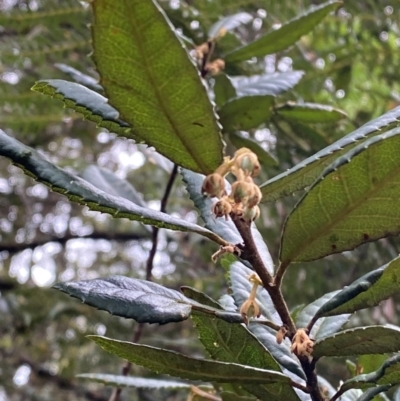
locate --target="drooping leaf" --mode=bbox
[32,80,130,136]
[54,63,103,91]
[313,325,400,358]
[218,96,274,131]
[295,291,350,340]
[181,286,222,309]
[276,102,347,123]
[229,133,278,168]
[180,169,275,274]
[313,256,400,318]
[261,105,400,202]
[81,165,146,207]
[355,386,392,401]
[208,12,253,38]
[230,71,304,97]
[89,336,294,385]
[224,1,340,63]
[91,0,223,174]
[280,127,400,264]
[0,130,228,246]
[77,373,193,389]
[214,74,236,107]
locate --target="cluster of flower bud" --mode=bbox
[201,148,262,223]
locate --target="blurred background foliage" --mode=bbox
[1,0,400,400]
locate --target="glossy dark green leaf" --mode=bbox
[314,256,400,318]
[295,291,350,340]
[230,71,304,97]
[276,102,347,123]
[208,12,253,38]
[280,127,400,264]
[214,74,236,107]
[32,80,130,136]
[180,169,275,274]
[54,63,103,91]
[77,374,193,389]
[0,130,227,245]
[180,286,222,309]
[89,336,294,385]
[261,105,400,202]
[313,325,400,358]
[218,96,274,131]
[229,133,278,168]
[224,1,340,63]
[81,165,146,207]
[91,0,223,174]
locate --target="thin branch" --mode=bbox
[329,387,346,401]
[273,260,290,289]
[290,380,310,394]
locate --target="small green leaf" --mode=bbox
[261,105,400,202]
[224,1,340,63]
[181,287,222,309]
[214,74,236,107]
[313,325,400,358]
[314,256,400,318]
[32,79,130,136]
[230,71,304,97]
[0,130,228,246]
[91,0,223,174]
[280,127,400,264]
[77,373,193,389]
[229,133,278,168]
[54,63,103,91]
[218,96,274,131]
[89,336,294,385]
[276,102,347,123]
[208,12,253,38]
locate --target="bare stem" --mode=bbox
[273,260,290,288]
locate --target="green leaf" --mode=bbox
[313,325,400,358]
[180,287,222,309]
[0,130,228,246]
[261,105,400,202]
[230,71,304,97]
[88,336,294,385]
[91,0,223,174]
[54,63,103,92]
[208,12,253,38]
[229,132,278,168]
[355,386,392,401]
[180,169,275,274]
[295,291,350,340]
[81,165,146,207]
[313,256,400,318]
[224,1,340,63]
[214,74,236,107]
[276,102,347,123]
[280,127,400,264]
[220,393,257,401]
[218,96,274,131]
[77,373,193,389]
[32,80,130,136]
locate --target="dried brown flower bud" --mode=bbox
[205,59,225,75]
[230,180,254,205]
[242,206,260,223]
[202,173,226,198]
[240,298,261,325]
[247,184,262,208]
[212,196,232,220]
[276,326,288,344]
[291,329,314,358]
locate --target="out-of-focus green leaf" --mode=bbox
[229,133,278,168]
[81,165,146,207]
[214,74,236,107]
[208,12,253,38]
[77,373,193,389]
[91,0,223,174]
[280,127,400,264]
[313,325,400,358]
[89,336,295,385]
[224,1,340,63]
[295,291,350,340]
[218,96,274,131]
[313,256,400,318]
[54,63,103,91]
[276,102,347,123]
[180,169,275,274]
[220,393,256,401]
[261,105,400,202]
[32,80,130,135]
[230,71,304,97]
[0,130,228,245]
